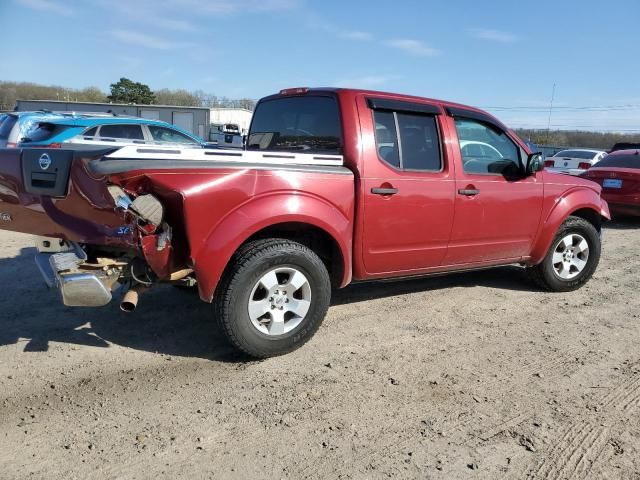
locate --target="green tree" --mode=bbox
[107,77,155,104]
[78,86,108,103]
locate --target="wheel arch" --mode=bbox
[529,188,609,264]
[192,194,353,302]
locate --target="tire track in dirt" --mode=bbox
[525,366,640,479]
[531,422,609,480]
[297,349,591,480]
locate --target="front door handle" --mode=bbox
[458,188,480,196]
[371,187,399,196]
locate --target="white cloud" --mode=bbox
[91,1,197,32]
[470,29,518,43]
[387,39,440,57]
[15,0,74,15]
[110,30,195,50]
[339,30,373,41]
[151,18,195,32]
[164,0,300,15]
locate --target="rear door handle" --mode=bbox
[371,187,399,196]
[458,188,480,196]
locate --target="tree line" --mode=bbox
[2,79,638,149]
[0,78,256,111]
[515,129,640,150]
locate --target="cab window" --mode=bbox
[248,96,342,154]
[373,110,441,171]
[454,118,521,175]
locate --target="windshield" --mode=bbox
[248,95,342,154]
[595,153,640,169]
[554,150,599,160]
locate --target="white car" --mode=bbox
[544,149,607,176]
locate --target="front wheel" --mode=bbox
[527,216,601,292]
[214,239,331,358]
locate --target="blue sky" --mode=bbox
[1,0,639,131]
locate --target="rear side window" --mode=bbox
[148,125,198,145]
[98,124,144,140]
[372,110,442,171]
[84,127,98,137]
[596,153,640,169]
[0,115,17,140]
[248,96,342,154]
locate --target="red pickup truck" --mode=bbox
[0,87,610,357]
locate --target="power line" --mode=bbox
[546,83,556,144]
[480,104,640,112]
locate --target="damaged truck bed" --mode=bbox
[0,146,354,310]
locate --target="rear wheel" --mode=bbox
[528,216,601,292]
[214,239,331,358]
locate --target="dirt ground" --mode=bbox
[1,219,640,480]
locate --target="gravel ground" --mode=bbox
[1,218,640,480]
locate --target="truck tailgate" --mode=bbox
[0,148,137,248]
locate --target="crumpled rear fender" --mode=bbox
[191,192,353,302]
[529,187,610,264]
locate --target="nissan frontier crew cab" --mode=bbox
[0,87,610,358]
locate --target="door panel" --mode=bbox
[445,175,543,264]
[357,96,456,275]
[444,115,543,265]
[362,175,456,272]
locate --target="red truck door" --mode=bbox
[357,97,456,275]
[443,109,543,265]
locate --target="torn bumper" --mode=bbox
[34,240,117,307]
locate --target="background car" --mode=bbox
[610,142,640,152]
[209,123,244,149]
[19,115,214,149]
[544,149,607,175]
[581,149,640,217]
[0,111,62,148]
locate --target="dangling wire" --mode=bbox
[130,261,153,286]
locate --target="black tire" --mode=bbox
[527,216,601,292]
[213,238,331,358]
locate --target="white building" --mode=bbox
[209,108,253,134]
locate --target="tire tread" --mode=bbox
[213,238,330,358]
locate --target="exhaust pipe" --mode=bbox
[120,286,145,312]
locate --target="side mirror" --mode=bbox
[526,152,545,175]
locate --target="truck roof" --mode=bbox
[262,87,509,130]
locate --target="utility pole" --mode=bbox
[546,83,556,144]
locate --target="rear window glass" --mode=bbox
[99,124,144,140]
[247,96,342,154]
[0,115,17,140]
[84,127,98,136]
[596,153,640,169]
[23,123,63,143]
[554,150,599,160]
[373,110,441,171]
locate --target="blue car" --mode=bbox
[0,111,65,148]
[19,114,212,149]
